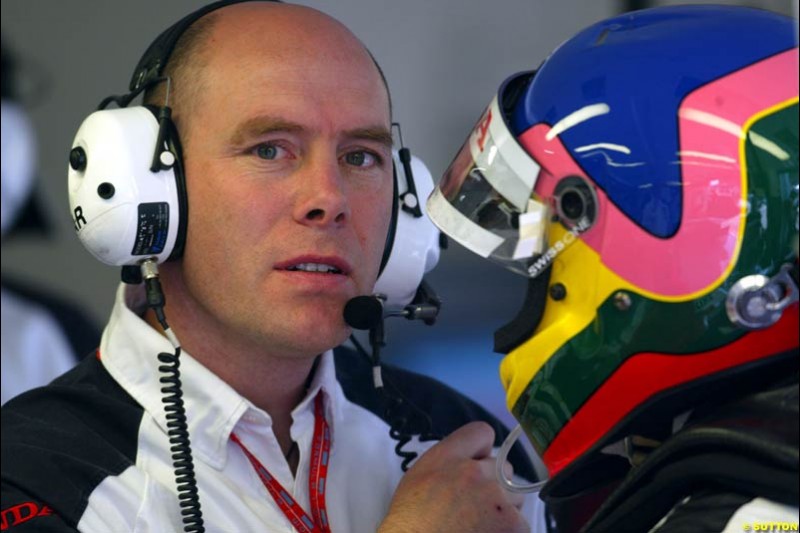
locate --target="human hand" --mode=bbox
[378,422,530,533]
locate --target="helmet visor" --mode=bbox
[427,95,552,277]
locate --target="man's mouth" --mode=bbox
[274,255,352,276]
[285,263,344,274]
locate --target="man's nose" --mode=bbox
[293,155,351,227]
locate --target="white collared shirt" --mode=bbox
[77,283,409,532]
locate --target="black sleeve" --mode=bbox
[1,484,78,532]
[1,357,143,532]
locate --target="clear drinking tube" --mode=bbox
[496,424,548,493]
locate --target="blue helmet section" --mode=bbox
[510,5,797,237]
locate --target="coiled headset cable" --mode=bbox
[345,292,441,471]
[349,333,439,471]
[141,259,206,533]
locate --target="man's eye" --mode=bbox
[255,144,285,160]
[344,151,377,168]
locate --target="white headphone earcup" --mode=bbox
[68,107,181,266]
[374,152,441,311]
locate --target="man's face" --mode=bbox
[175,6,393,358]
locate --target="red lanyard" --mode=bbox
[231,394,332,533]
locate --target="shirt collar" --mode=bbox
[99,282,343,469]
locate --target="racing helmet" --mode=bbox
[427,5,799,484]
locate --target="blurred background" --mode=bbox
[1,0,796,440]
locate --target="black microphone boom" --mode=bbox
[344,295,386,389]
[402,280,441,325]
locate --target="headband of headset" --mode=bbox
[129,0,281,94]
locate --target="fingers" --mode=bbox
[381,423,531,533]
[426,421,495,461]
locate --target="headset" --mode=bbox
[66,2,441,531]
[67,0,440,308]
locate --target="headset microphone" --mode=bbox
[342,294,440,471]
[343,282,442,390]
[344,295,386,388]
[343,296,383,330]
